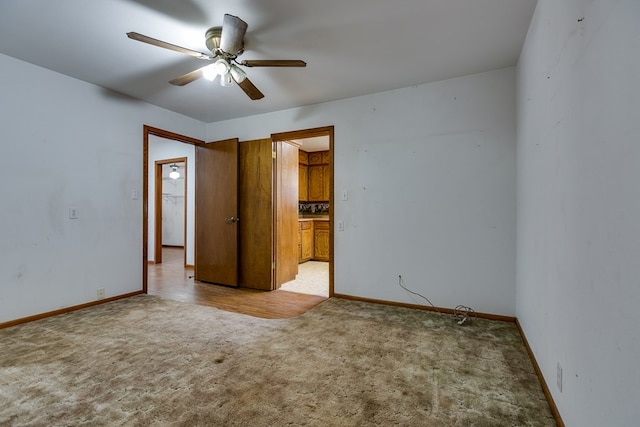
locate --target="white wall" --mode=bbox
[148,138,195,265]
[516,1,640,425]
[208,67,517,315]
[0,53,204,323]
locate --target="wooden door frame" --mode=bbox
[271,126,335,297]
[153,157,188,265]
[142,126,204,293]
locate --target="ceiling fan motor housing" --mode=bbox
[205,27,244,56]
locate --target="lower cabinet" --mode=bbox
[299,220,314,263]
[299,219,330,263]
[313,220,330,261]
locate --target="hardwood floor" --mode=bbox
[147,247,327,319]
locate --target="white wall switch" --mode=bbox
[131,189,139,200]
[337,221,344,231]
[341,190,348,201]
[69,207,79,219]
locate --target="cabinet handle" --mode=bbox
[225,216,239,223]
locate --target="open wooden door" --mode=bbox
[238,138,274,290]
[195,138,239,286]
[274,140,300,287]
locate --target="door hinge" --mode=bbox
[271,261,276,270]
[272,150,277,159]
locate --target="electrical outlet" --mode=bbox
[337,220,344,231]
[69,206,79,219]
[557,362,563,392]
[97,288,105,300]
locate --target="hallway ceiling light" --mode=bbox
[169,164,180,179]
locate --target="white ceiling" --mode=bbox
[0,0,537,123]
[291,136,329,152]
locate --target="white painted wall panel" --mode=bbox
[517,1,640,425]
[0,53,204,322]
[208,67,518,316]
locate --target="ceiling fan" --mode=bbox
[127,14,306,100]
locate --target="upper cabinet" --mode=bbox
[302,150,330,201]
[298,151,309,202]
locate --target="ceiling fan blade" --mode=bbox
[127,32,212,60]
[219,14,247,54]
[240,60,307,68]
[235,77,264,100]
[169,68,203,86]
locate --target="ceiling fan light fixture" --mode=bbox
[202,64,217,81]
[169,164,180,179]
[230,64,247,83]
[213,58,230,76]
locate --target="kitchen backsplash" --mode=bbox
[299,202,329,214]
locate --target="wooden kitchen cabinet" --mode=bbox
[313,220,330,261]
[299,220,314,263]
[299,164,308,201]
[322,164,330,201]
[299,150,309,165]
[308,152,323,165]
[308,165,330,201]
[301,149,330,202]
[321,151,330,164]
[308,165,324,201]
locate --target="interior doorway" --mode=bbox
[142,126,201,292]
[272,126,334,298]
[142,125,334,304]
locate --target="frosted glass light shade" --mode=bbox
[202,64,217,81]
[169,164,180,179]
[220,72,233,87]
[213,58,230,75]
[230,64,247,83]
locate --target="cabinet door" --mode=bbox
[299,164,308,201]
[313,221,330,261]
[308,165,324,201]
[322,164,330,201]
[298,223,302,262]
[300,221,314,262]
[299,150,309,165]
[308,152,323,165]
[302,228,314,261]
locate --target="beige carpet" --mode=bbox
[0,295,555,426]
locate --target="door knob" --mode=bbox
[225,216,239,223]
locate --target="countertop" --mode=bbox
[299,215,329,221]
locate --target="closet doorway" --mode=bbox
[153,158,187,265]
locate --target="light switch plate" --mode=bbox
[341,190,348,201]
[69,207,79,219]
